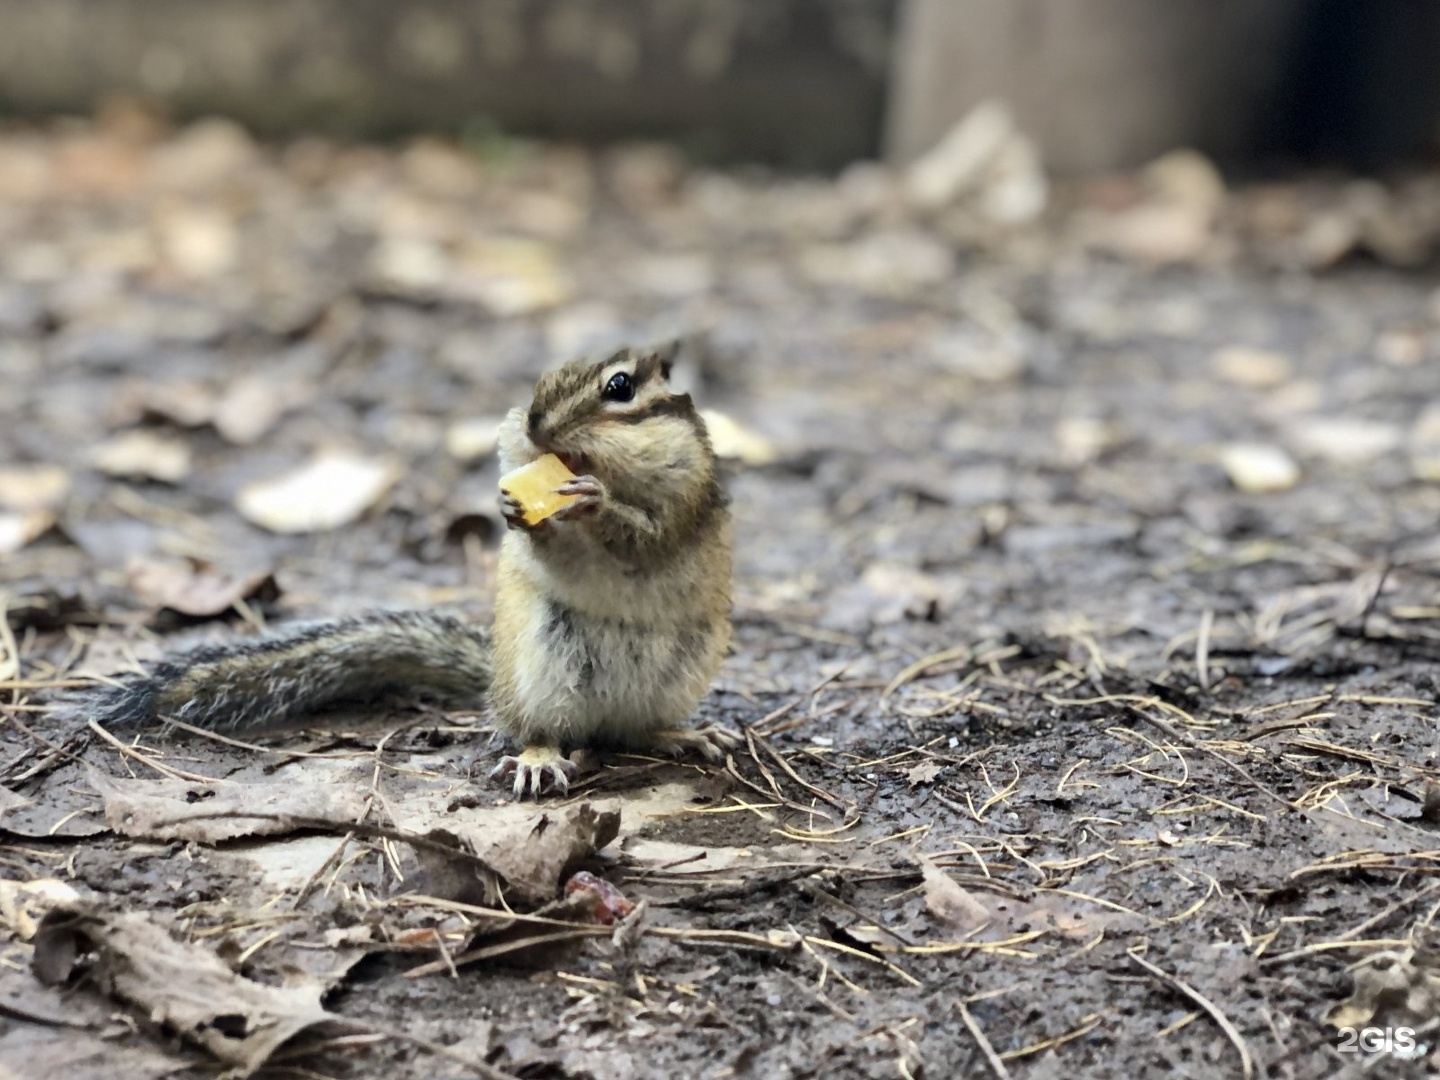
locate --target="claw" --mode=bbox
[499,493,545,533]
[489,745,580,800]
[552,475,604,521]
[651,724,742,763]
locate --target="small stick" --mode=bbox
[1127,948,1253,1080]
[87,719,220,783]
[956,1001,1010,1080]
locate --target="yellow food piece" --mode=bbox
[499,453,580,526]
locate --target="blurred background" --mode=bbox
[2,0,1440,171]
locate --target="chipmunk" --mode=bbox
[87,344,738,798]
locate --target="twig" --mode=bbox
[956,1001,1010,1080]
[1127,947,1253,1080]
[87,719,220,783]
[745,726,852,812]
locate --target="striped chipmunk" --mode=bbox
[88,344,739,797]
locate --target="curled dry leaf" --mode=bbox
[88,430,192,483]
[32,900,335,1075]
[236,451,400,534]
[91,771,370,843]
[920,857,992,935]
[125,555,279,617]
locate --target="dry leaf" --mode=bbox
[32,902,335,1074]
[0,509,54,555]
[157,204,238,279]
[125,377,217,427]
[444,416,504,462]
[89,430,192,483]
[906,760,945,787]
[0,877,83,941]
[0,1017,193,1080]
[214,374,313,445]
[1327,948,1440,1033]
[1054,416,1117,467]
[1211,346,1292,389]
[125,555,279,617]
[701,410,779,466]
[1410,402,1440,482]
[1286,417,1403,464]
[455,237,575,316]
[1220,442,1300,493]
[920,857,992,935]
[236,452,400,533]
[395,802,622,909]
[91,772,370,843]
[921,857,1130,941]
[0,463,70,510]
[464,804,621,908]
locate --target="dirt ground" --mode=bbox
[2,114,1440,1079]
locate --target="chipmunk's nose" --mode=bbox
[526,409,547,445]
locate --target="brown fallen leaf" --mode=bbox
[921,856,1132,941]
[91,771,370,843]
[920,857,991,935]
[31,901,336,1075]
[906,760,945,787]
[125,555,279,618]
[398,802,622,909]
[0,971,195,1080]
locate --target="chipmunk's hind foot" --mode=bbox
[650,724,741,764]
[490,745,579,799]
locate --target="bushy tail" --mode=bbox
[88,611,492,732]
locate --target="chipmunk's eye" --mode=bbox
[602,372,635,402]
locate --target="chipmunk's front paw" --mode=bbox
[552,475,605,521]
[490,745,579,799]
[500,493,545,532]
[651,724,742,764]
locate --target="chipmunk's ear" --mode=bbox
[651,339,682,382]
